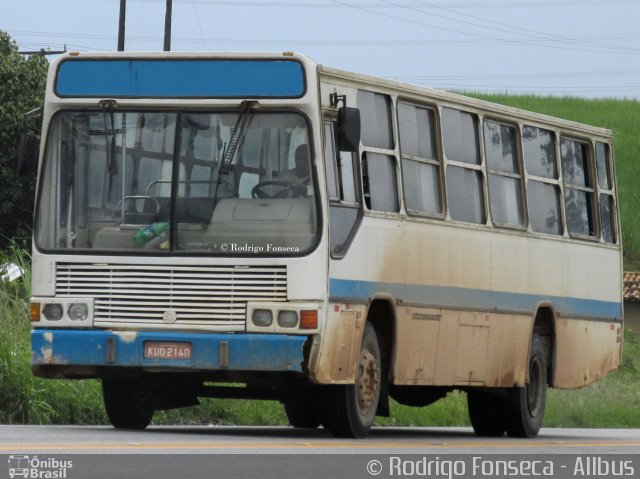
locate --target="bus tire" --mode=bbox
[504,334,548,438]
[102,378,154,430]
[467,390,506,437]
[284,401,320,429]
[319,322,381,438]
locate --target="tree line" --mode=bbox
[0,31,48,249]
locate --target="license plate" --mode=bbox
[144,341,192,360]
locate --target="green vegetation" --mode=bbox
[0,31,48,247]
[0,246,106,424]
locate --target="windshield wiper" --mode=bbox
[218,100,257,175]
[99,99,118,175]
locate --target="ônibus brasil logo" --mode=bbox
[8,455,73,479]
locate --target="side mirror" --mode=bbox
[16,132,38,177]
[336,107,361,153]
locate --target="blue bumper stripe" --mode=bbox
[32,330,307,372]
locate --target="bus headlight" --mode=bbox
[42,303,63,321]
[246,302,320,334]
[277,310,299,328]
[31,297,94,327]
[252,309,273,327]
[68,303,89,321]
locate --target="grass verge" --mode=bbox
[0,246,106,424]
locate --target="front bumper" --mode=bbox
[32,329,307,374]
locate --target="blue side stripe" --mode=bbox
[329,278,622,320]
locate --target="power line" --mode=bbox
[389,70,640,81]
[11,29,640,53]
[191,1,207,50]
[403,0,640,54]
[99,0,640,7]
[327,0,640,55]
[10,29,640,42]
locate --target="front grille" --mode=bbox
[55,263,287,330]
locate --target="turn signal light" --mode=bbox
[300,310,318,329]
[30,303,41,322]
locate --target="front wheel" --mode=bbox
[102,378,154,430]
[319,322,382,438]
[503,334,548,438]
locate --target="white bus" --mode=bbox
[27,51,623,438]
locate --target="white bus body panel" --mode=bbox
[315,68,622,388]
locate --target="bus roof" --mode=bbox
[47,51,612,138]
[319,64,613,139]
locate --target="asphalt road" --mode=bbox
[2,427,639,479]
[0,425,638,454]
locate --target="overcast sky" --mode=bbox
[3,0,640,98]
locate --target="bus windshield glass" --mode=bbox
[35,110,318,255]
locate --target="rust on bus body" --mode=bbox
[393,308,531,387]
[553,318,622,389]
[311,300,622,390]
[311,305,367,384]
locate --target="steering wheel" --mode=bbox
[251,180,306,199]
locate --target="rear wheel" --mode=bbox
[319,322,382,438]
[102,378,154,430]
[467,390,506,437]
[504,334,548,438]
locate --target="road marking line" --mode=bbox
[1,440,639,451]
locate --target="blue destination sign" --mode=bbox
[55,59,306,98]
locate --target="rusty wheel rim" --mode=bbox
[356,348,380,417]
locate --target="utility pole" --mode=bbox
[118,0,126,51]
[164,0,173,51]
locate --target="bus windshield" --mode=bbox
[35,110,318,255]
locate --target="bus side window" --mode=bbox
[397,102,442,216]
[523,125,562,236]
[324,122,339,200]
[484,120,524,227]
[561,137,596,238]
[362,152,399,212]
[442,107,485,224]
[339,150,357,203]
[324,121,362,257]
[357,89,399,213]
[595,141,617,244]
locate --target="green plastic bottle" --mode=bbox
[133,221,169,246]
